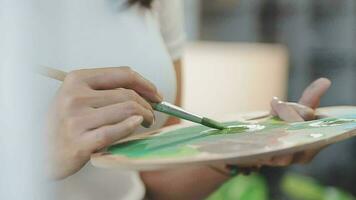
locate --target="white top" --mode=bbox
[35,0,185,199]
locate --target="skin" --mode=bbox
[266,78,332,165]
[140,74,331,200]
[48,62,331,199]
[47,67,163,179]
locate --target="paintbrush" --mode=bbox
[37,66,227,130]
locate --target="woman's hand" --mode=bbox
[47,67,162,179]
[263,77,332,166]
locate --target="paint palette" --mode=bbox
[91,106,356,170]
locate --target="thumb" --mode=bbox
[298,78,331,109]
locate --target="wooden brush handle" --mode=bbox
[38,66,67,82]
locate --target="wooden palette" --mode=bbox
[91,106,356,171]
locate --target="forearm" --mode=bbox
[140,166,229,200]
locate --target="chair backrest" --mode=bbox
[182,41,289,118]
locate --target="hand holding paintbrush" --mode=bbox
[39,66,227,130]
[40,66,226,179]
[44,67,164,179]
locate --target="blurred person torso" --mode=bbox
[35,0,185,199]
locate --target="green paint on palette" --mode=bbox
[108,121,257,159]
[107,116,356,160]
[311,118,356,126]
[288,118,356,131]
[206,126,249,136]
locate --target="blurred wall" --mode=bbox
[0,1,48,199]
[182,42,288,117]
[183,0,201,40]
[196,0,356,106]
[182,0,289,117]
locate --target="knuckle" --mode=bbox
[126,120,140,131]
[72,147,90,160]
[115,88,126,93]
[121,66,134,76]
[65,70,82,83]
[114,88,126,96]
[125,89,138,100]
[120,66,132,71]
[114,88,129,101]
[126,89,136,96]
[124,101,141,115]
[122,67,138,83]
[62,94,84,109]
[95,130,113,148]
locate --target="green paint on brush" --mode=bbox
[202,118,228,130]
[152,102,227,130]
[206,126,250,136]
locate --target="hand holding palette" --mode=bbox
[91,106,356,170]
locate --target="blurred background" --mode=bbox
[181,0,356,200]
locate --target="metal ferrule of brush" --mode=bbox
[152,101,226,130]
[152,101,203,124]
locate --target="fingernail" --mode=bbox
[156,92,163,102]
[150,110,156,127]
[142,111,156,128]
[273,96,279,101]
[278,100,284,104]
[152,112,156,126]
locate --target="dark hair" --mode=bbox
[128,0,153,8]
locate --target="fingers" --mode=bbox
[270,78,331,121]
[90,88,153,111]
[66,67,163,103]
[265,78,331,168]
[83,101,154,129]
[298,78,331,109]
[271,98,304,122]
[52,67,161,178]
[285,102,315,121]
[86,115,143,151]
